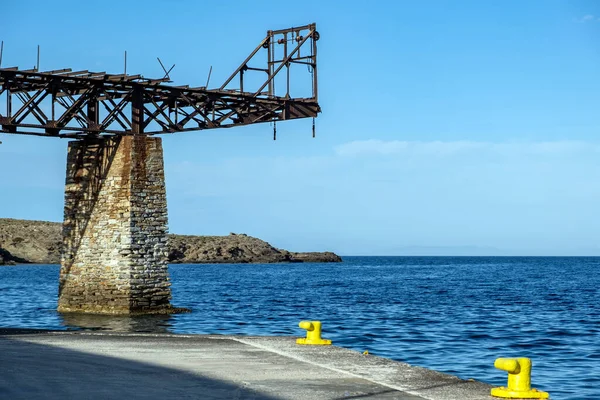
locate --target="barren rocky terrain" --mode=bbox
[0,218,341,265]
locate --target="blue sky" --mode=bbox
[1,1,599,255]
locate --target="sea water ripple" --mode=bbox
[0,256,598,399]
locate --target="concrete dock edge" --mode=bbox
[0,331,494,400]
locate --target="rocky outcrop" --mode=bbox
[0,248,15,265]
[285,251,342,263]
[168,233,342,263]
[0,219,62,264]
[0,247,29,265]
[0,218,341,264]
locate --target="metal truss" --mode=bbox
[0,23,320,138]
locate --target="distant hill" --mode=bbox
[0,218,341,265]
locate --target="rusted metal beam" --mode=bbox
[0,23,320,138]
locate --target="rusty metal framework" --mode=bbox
[0,23,320,138]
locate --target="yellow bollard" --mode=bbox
[491,358,549,399]
[296,321,332,345]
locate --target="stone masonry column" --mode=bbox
[58,136,173,314]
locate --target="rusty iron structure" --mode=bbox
[0,24,319,139]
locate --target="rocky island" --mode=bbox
[0,218,341,265]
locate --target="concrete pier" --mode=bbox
[59,136,172,314]
[0,331,493,400]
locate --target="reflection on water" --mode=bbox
[59,313,174,333]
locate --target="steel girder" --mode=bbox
[0,24,320,138]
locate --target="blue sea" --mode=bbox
[0,256,598,399]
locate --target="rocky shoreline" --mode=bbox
[0,218,341,265]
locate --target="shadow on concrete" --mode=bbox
[0,336,279,400]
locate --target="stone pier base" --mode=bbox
[58,136,173,314]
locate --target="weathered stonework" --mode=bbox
[58,136,173,314]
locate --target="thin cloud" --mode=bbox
[574,14,598,23]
